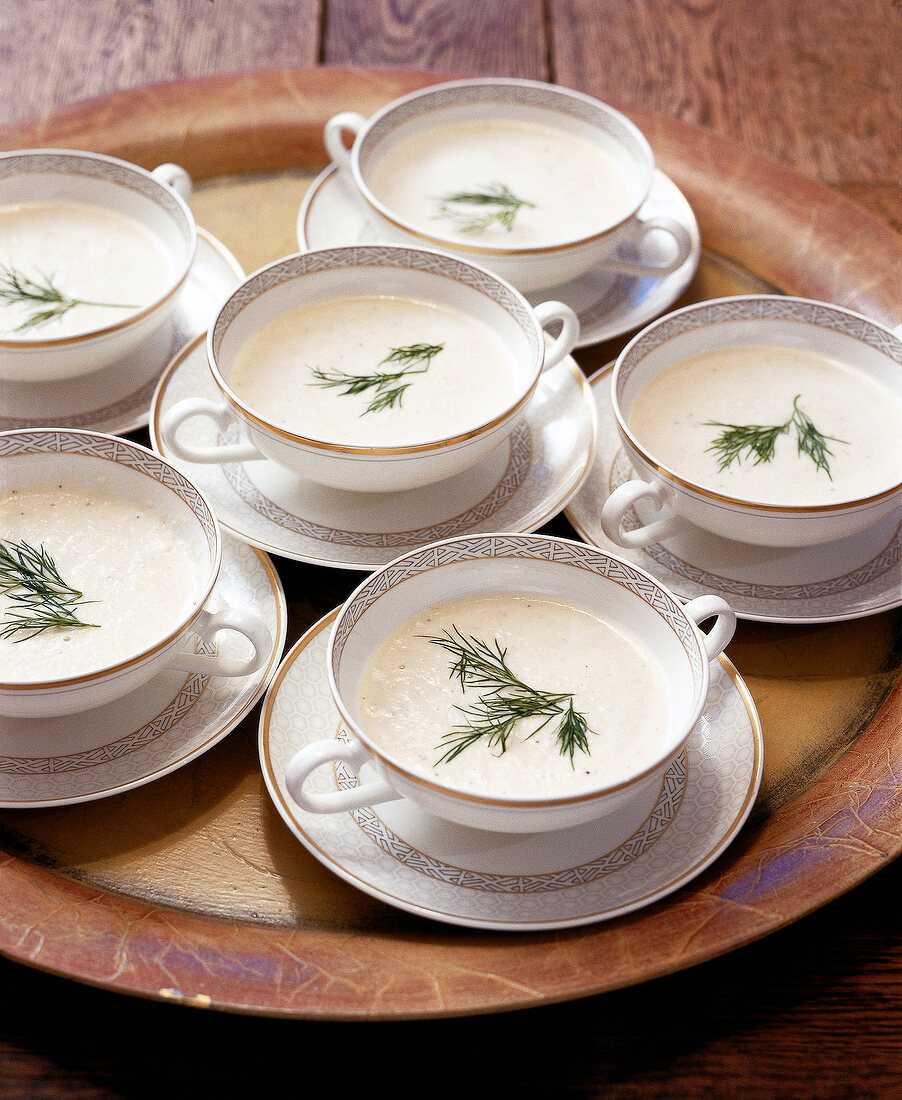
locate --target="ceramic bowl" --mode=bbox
[0,429,272,718]
[601,295,902,549]
[321,78,691,293]
[0,149,196,382]
[159,245,580,493]
[283,533,736,833]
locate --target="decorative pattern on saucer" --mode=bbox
[218,420,533,548]
[610,447,902,603]
[259,610,762,931]
[150,335,597,569]
[341,743,688,893]
[2,670,209,777]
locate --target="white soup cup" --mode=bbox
[0,429,272,718]
[322,78,692,292]
[160,245,580,494]
[0,149,195,382]
[283,533,736,834]
[601,295,902,549]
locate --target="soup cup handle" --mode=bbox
[602,216,692,277]
[682,595,737,662]
[323,111,368,172]
[533,301,581,370]
[285,739,402,814]
[168,607,272,677]
[160,397,262,464]
[151,162,193,201]
[601,479,690,547]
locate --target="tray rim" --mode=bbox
[0,66,899,1021]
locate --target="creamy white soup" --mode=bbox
[367,119,635,248]
[356,593,670,798]
[0,484,203,682]
[229,294,521,447]
[0,201,174,339]
[627,345,902,504]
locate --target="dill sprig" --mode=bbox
[705,419,787,469]
[0,539,98,641]
[0,265,138,331]
[789,398,845,477]
[309,342,444,415]
[427,626,593,767]
[705,395,846,479]
[436,183,535,234]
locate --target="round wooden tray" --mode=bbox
[1,69,900,1020]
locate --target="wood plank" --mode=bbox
[322,0,547,77]
[0,0,322,125]
[550,0,902,184]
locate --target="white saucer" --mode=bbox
[0,538,287,808]
[297,164,701,348]
[259,609,762,932]
[0,228,244,436]
[150,335,598,570]
[565,365,902,624]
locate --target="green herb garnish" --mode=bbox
[0,265,138,331]
[310,342,444,415]
[427,627,594,767]
[436,183,535,234]
[705,395,846,479]
[0,539,98,640]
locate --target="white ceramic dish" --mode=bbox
[298,163,701,347]
[0,537,286,808]
[602,295,902,548]
[160,245,579,493]
[0,150,196,381]
[566,364,902,623]
[284,533,735,834]
[321,78,692,292]
[150,333,597,569]
[260,608,762,931]
[0,429,272,718]
[0,228,243,435]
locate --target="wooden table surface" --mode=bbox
[0,2,899,1096]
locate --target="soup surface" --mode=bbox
[229,294,521,447]
[627,344,902,504]
[356,593,670,798]
[0,200,173,339]
[0,483,204,682]
[367,119,635,248]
